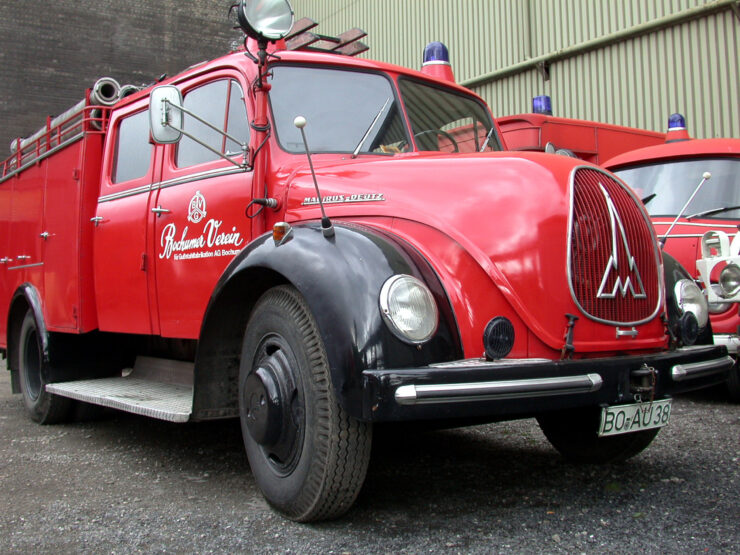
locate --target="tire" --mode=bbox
[726,361,740,403]
[537,407,660,464]
[17,310,72,424]
[239,286,372,522]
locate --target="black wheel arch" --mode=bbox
[7,284,47,393]
[194,221,461,421]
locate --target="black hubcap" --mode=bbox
[243,335,305,475]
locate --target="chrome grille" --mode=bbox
[569,168,661,324]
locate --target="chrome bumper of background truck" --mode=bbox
[361,345,732,422]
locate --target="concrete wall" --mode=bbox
[0,0,239,155]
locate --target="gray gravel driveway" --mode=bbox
[1,357,738,553]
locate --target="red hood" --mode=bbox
[278,151,666,352]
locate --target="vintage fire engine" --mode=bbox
[604,116,740,401]
[0,1,733,521]
[498,99,740,402]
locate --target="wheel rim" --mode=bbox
[244,332,305,476]
[22,326,43,401]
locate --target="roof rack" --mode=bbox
[285,17,368,57]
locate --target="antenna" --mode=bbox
[661,171,711,248]
[294,116,334,238]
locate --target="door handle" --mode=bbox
[90,216,104,226]
[151,206,171,217]
[0,257,12,264]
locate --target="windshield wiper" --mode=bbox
[686,205,740,220]
[352,97,391,158]
[479,126,495,152]
[641,193,656,206]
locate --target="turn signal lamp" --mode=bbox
[273,222,293,245]
[421,41,456,83]
[532,95,553,115]
[666,112,690,142]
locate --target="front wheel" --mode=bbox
[726,361,740,402]
[239,286,372,522]
[537,407,660,464]
[17,310,72,424]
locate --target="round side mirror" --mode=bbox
[237,0,294,41]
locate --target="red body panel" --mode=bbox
[496,113,666,165]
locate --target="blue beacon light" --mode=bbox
[532,95,553,115]
[668,113,686,130]
[423,41,450,64]
[666,113,690,142]
[421,41,455,82]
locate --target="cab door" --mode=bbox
[152,74,253,339]
[93,99,161,334]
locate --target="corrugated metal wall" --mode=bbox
[291,0,739,139]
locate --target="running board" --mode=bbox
[45,356,194,423]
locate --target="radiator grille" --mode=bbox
[569,168,661,324]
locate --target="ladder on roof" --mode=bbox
[285,17,368,56]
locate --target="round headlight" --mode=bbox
[707,284,733,314]
[719,263,740,298]
[674,278,709,329]
[379,275,438,344]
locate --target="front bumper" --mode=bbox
[713,334,740,355]
[361,345,732,422]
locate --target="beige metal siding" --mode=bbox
[290,0,739,139]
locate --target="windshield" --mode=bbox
[614,158,740,219]
[398,78,499,153]
[269,65,497,155]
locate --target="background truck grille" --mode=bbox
[569,168,661,324]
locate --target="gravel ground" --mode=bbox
[1,356,738,554]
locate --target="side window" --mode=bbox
[112,110,153,183]
[176,79,250,168]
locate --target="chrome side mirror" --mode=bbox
[149,85,183,144]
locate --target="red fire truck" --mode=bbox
[0,1,733,521]
[603,116,740,401]
[498,98,740,402]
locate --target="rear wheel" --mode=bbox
[18,310,72,424]
[239,286,372,522]
[537,407,660,464]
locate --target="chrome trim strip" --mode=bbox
[653,221,738,229]
[712,334,740,355]
[7,262,44,271]
[429,358,551,369]
[394,373,603,405]
[1,133,85,185]
[566,165,664,327]
[671,355,734,381]
[97,166,249,203]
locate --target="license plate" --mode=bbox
[598,399,672,437]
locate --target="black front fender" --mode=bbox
[194,221,461,420]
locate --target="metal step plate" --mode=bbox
[46,377,193,423]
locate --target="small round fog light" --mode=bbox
[483,317,515,360]
[678,312,699,346]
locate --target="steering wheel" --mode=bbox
[401,129,460,153]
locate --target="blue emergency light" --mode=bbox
[668,113,687,130]
[423,41,450,65]
[532,95,553,115]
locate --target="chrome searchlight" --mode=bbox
[237,0,294,41]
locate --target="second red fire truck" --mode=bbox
[0,0,732,521]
